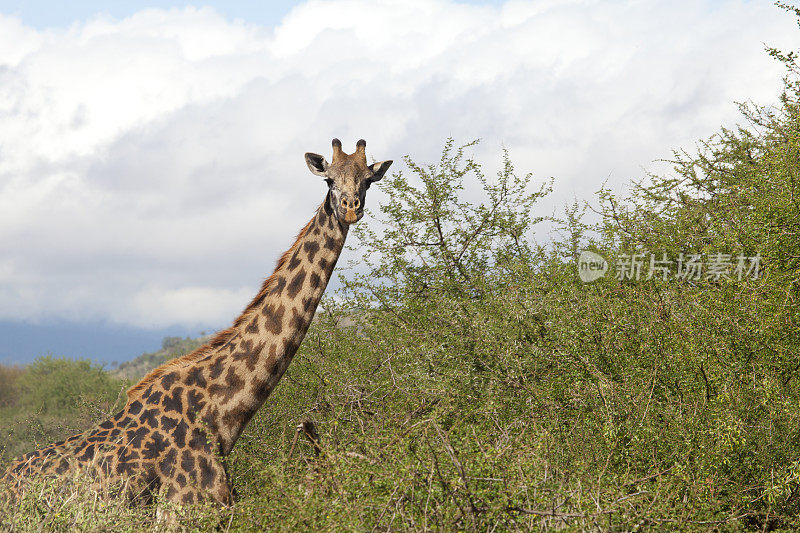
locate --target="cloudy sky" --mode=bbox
[0,0,797,365]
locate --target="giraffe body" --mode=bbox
[1,139,392,507]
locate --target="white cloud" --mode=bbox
[0,0,796,329]
[124,285,255,329]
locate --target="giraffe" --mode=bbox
[1,138,392,509]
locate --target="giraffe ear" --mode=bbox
[305,153,329,177]
[369,160,393,182]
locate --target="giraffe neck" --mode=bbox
[206,193,347,454]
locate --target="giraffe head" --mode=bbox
[305,138,392,224]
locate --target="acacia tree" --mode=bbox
[342,138,552,308]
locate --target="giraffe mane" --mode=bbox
[125,207,321,401]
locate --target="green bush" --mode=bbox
[0,356,126,468]
[16,356,122,415]
[0,365,22,409]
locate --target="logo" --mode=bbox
[577,250,609,282]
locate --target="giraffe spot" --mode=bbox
[140,408,159,428]
[98,419,114,430]
[263,304,285,334]
[162,387,184,414]
[176,473,187,486]
[67,433,81,443]
[126,426,149,449]
[198,457,216,489]
[87,430,109,443]
[116,416,133,428]
[322,204,334,227]
[224,336,240,350]
[160,449,178,476]
[127,400,143,416]
[185,367,207,389]
[40,447,57,458]
[225,367,244,389]
[287,269,306,299]
[242,341,266,372]
[208,383,227,399]
[117,460,138,476]
[290,308,306,330]
[54,458,69,475]
[301,296,314,313]
[160,372,179,390]
[142,432,168,460]
[245,315,260,334]
[173,420,189,448]
[269,276,286,296]
[77,445,96,462]
[250,378,270,399]
[319,258,329,272]
[186,390,207,423]
[180,449,195,473]
[283,337,300,356]
[267,361,283,380]
[214,368,245,403]
[324,234,337,251]
[120,447,140,464]
[202,407,220,435]
[108,428,122,443]
[165,484,178,499]
[182,492,195,504]
[147,390,163,404]
[309,272,321,289]
[222,403,253,428]
[304,240,320,261]
[288,250,301,270]
[160,416,178,432]
[209,358,225,379]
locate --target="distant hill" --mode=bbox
[113,335,210,382]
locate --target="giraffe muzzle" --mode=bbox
[344,209,359,223]
[340,196,361,223]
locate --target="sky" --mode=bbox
[0,0,797,365]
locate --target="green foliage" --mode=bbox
[0,357,126,467]
[220,122,800,529]
[0,365,22,409]
[346,138,551,303]
[15,356,121,415]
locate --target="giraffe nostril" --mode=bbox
[354,198,360,209]
[341,199,348,208]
